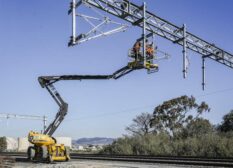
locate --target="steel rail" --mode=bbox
[1,152,233,167]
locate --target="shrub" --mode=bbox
[0,137,7,152]
[100,132,233,157]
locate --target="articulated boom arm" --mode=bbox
[112,65,135,79]
[39,77,68,136]
[38,75,110,136]
[38,65,140,136]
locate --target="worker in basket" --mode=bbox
[145,40,158,70]
[146,40,154,60]
[132,41,142,60]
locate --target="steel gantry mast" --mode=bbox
[0,113,47,132]
[69,0,233,89]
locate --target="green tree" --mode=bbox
[0,137,7,152]
[180,118,213,138]
[218,110,233,132]
[150,95,210,136]
[126,112,153,136]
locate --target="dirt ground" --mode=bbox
[13,159,207,168]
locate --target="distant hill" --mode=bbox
[73,137,115,146]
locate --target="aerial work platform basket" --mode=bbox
[128,47,159,74]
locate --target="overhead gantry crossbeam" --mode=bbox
[70,0,233,69]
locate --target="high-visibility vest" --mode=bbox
[146,45,154,55]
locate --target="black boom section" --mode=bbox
[39,65,141,136]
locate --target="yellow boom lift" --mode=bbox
[27,47,159,162]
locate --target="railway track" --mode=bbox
[1,152,233,167]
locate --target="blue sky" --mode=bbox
[0,0,233,139]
